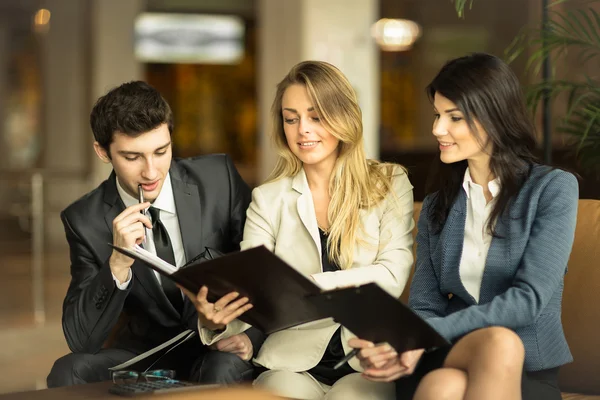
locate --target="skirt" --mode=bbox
[394,346,561,400]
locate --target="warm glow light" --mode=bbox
[371,18,422,52]
[33,9,51,34]
[34,9,51,26]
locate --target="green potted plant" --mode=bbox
[453,0,600,175]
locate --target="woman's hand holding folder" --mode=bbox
[180,285,254,331]
[348,338,424,382]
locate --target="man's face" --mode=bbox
[94,123,172,202]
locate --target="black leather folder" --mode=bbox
[109,244,325,334]
[306,283,450,353]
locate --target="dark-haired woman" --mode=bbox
[349,52,578,400]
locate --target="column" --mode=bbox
[41,0,92,245]
[0,24,8,169]
[257,0,379,182]
[41,0,144,246]
[90,0,145,186]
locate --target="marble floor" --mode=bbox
[0,237,71,395]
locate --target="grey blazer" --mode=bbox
[409,165,578,371]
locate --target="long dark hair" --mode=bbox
[426,53,539,235]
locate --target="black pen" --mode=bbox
[138,184,148,246]
[334,348,360,370]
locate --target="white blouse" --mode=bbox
[459,168,500,303]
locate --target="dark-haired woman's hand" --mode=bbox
[348,338,424,382]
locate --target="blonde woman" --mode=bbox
[188,61,415,399]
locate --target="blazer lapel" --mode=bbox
[441,191,476,303]
[479,211,510,304]
[292,170,322,257]
[102,173,165,304]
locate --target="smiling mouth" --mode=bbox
[298,141,320,148]
[439,142,455,147]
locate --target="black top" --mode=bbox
[318,228,337,273]
[306,228,354,385]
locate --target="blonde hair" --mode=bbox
[267,60,402,269]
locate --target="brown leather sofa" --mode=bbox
[103,200,599,398]
[403,200,600,400]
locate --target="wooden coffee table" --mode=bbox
[0,381,284,400]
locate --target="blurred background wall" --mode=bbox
[0,0,597,395]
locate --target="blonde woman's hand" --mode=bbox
[180,285,253,331]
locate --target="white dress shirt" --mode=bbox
[459,168,500,303]
[112,173,187,289]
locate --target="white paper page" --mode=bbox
[132,244,178,274]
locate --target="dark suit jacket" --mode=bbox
[60,154,262,356]
[409,165,578,371]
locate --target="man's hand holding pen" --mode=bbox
[138,184,149,246]
[109,202,151,284]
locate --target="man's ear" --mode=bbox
[93,142,111,164]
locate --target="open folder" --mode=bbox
[109,244,326,334]
[307,283,449,353]
[110,244,449,353]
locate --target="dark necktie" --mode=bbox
[148,207,184,313]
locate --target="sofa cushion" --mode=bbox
[562,393,600,400]
[559,200,600,395]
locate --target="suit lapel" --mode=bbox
[170,162,204,261]
[292,170,322,257]
[103,172,124,234]
[170,163,204,320]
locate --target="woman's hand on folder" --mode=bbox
[180,285,253,331]
[348,338,424,382]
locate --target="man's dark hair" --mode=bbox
[90,81,174,157]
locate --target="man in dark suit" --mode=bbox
[47,81,263,387]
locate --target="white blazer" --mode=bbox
[199,167,414,372]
